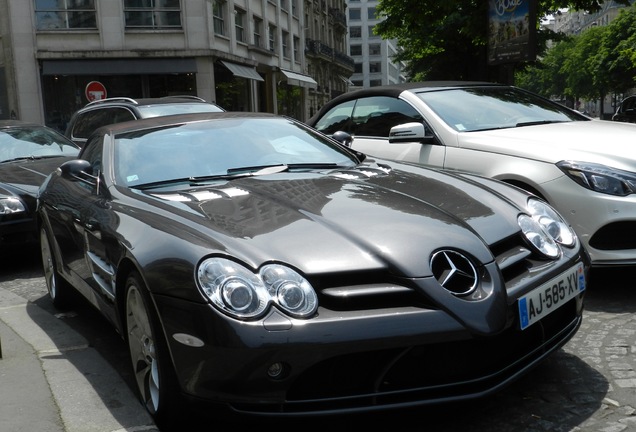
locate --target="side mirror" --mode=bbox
[331,131,353,147]
[389,122,435,144]
[59,159,98,187]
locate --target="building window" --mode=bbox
[370,79,382,87]
[369,62,382,73]
[291,0,298,16]
[269,24,277,52]
[253,17,263,47]
[213,0,225,36]
[354,63,362,73]
[281,0,288,11]
[293,36,300,62]
[124,0,182,29]
[349,8,361,20]
[369,44,381,55]
[350,26,361,38]
[282,31,289,58]
[368,25,379,38]
[350,45,362,56]
[234,7,245,42]
[368,7,376,19]
[35,0,97,30]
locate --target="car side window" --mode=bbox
[621,97,635,113]
[81,137,103,176]
[351,96,423,138]
[313,100,356,134]
[72,108,136,140]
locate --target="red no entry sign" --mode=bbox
[85,81,107,102]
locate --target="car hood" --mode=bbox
[0,157,72,197]
[459,120,636,170]
[141,163,525,278]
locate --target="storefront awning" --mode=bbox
[339,75,354,86]
[42,58,197,75]
[279,69,317,88]
[220,61,264,81]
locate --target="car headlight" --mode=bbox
[518,214,560,258]
[0,197,26,215]
[527,198,576,247]
[519,198,576,258]
[557,160,636,196]
[197,257,318,319]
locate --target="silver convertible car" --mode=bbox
[37,112,587,427]
[308,82,636,267]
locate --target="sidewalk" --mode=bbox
[0,287,158,432]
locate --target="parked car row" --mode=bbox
[8,83,632,427]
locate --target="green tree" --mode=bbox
[375,0,630,82]
[600,4,636,94]
[516,36,575,100]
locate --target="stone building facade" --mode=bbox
[0,0,354,129]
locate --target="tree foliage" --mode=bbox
[375,0,631,82]
[516,4,636,109]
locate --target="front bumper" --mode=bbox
[155,276,585,415]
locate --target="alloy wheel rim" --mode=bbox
[126,285,160,413]
[40,230,57,300]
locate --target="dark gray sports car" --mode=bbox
[0,120,79,247]
[37,112,588,426]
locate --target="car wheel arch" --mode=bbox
[502,179,547,201]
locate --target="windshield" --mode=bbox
[417,87,587,132]
[137,103,224,118]
[115,117,359,187]
[0,126,79,162]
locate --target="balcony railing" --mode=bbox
[305,39,354,70]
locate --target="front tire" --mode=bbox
[125,272,180,427]
[40,226,72,308]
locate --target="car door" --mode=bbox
[315,95,446,167]
[74,138,119,305]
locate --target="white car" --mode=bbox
[308,81,636,267]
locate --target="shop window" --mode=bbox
[35,0,97,30]
[124,0,182,29]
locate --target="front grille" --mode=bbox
[313,232,550,312]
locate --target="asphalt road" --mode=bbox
[1,246,635,432]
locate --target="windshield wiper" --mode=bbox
[515,120,566,127]
[134,163,344,189]
[188,164,290,185]
[0,155,59,163]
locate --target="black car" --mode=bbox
[38,112,588,427]
[612,95,636,123]
[0,120,79,247]
[64,95,225,146]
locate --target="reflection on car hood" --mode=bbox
[460,120,636,169]
[142,164,524,278]
[0,157,73,196]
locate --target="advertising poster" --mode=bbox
[488,0,537,65]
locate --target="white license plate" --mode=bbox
[518,262,585,330]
